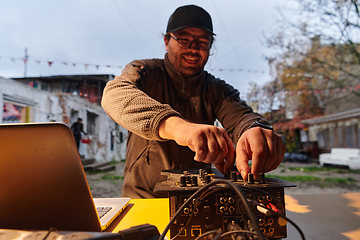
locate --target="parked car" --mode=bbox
[282,152,309,163]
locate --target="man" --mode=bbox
[71,118,87,149]
[101,5,285,198]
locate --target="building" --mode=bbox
[302,108,360,152]
[0,75,127,162]
[271,36,360,154]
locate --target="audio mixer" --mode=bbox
[154,167,296,239]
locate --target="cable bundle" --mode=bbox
[158,179,305,240]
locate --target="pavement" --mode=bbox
[85,160,360,240]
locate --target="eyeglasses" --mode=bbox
[170,35,212,51]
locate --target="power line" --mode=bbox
[215,22,279,61]
[211,0,243,66]
[111,0,153,56]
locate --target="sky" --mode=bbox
[0,0,292,100]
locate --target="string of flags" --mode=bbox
[284,84,360,96]
[0,55,123,70]
[207,68,266,74]
[0,55,269,74]
[249,84,360,97]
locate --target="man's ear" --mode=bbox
[164,36,169,51]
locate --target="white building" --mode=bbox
[0,75,127,162]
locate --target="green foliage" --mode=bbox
[108,159,119,165]
[288,166,360,174]
[267,174,357,188]
[101,174,124,180]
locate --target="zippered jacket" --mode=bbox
[101,53,270,198]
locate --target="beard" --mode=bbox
[178,52,208,76]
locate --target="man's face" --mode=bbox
[164,27,212,77]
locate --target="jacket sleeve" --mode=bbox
[209,76,272,144]
[101,60,181,140]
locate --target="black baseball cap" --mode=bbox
[166,5,216,35]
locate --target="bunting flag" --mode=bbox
[2,55,356,79]
[0,55,271,73]
[295,85,360,95]
[0,55,125,71]
[249,84,360,98]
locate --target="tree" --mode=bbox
[263,0,360,116]
[246,78,284,116]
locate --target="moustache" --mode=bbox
[181,53,202,58]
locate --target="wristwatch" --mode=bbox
[249,120,274,131]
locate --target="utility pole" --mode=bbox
[24,48,28,78]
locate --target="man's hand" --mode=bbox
[236,127,286,180]
[159,116,235,173]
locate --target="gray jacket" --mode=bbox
[101,53,269,198]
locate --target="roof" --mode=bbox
[302,108,360,125]
[11,74,115,84]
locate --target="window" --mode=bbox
[41,83,50,91]
[336,127,344,147]
[111,131,114,150]
[329,128,335,148]
[323,129,330,149]
[87,112,98,135]
[345,125,356,147]
[120,132,124,143]
[316,130,326,148]
[358,125,360,148]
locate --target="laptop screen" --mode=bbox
[0,122,104,231]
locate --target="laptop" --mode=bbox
[0,122,130,232]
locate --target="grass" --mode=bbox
[108,159,126,165]
[85,159,125,174]
[287,165,360,174]
[267,174,358,188]
[274,164,360,188]
[101,174,124,180]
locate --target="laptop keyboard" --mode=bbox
[96,207,112,219]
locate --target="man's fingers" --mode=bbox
[183,124,237,174]
[250,150,267,179]
[253,130,285,174]
[214,162,225,174]
[268,136,286,171]
[217,128,230,152]
[204,132,220,163]
[236,127,286,180]
[192,133,208,162]
[193,127,232,166]
[235,146,251,180]
[194,135,219,164]
[223,133,235,172]
[204,128,230,163]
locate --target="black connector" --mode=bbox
[248,173,254,184]
[259,173,266,184]
[117,224,160,240]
